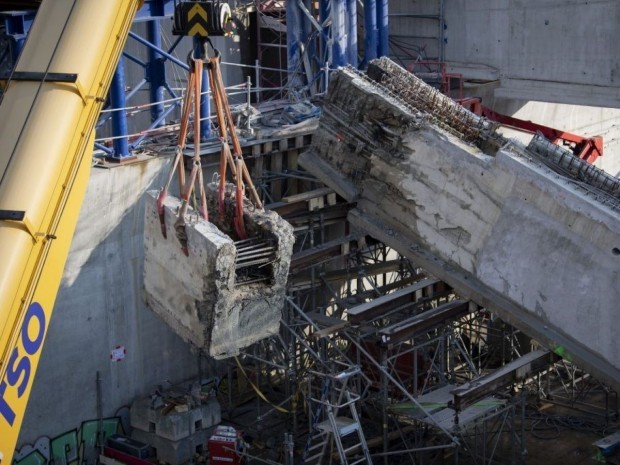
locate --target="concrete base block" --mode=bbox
[131,427,211,465]
[143,184,294,358]
[130,396,221,442]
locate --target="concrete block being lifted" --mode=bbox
[143,184,294,359]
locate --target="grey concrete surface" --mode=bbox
[143,185,294,359]
[390,0,620,108]
[18,156,202,446]
[300,66,620,390]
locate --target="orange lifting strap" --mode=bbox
[156,42,262,254]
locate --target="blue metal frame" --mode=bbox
[105,18,201,158]
[0,10,35,63]
[346,0,357,68]
[286,0,303,90]
[148,19,166,126]
[377,0,389,57]
[2,1,390,159]
[134,0,175,22]
[100,1,201,159]
[285,0,388,93]
[363,0,378,65]
[331,0,347,68]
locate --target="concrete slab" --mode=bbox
[300,62,620,390]
[143,184,294,359]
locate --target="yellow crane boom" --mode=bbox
[0,1,142,462]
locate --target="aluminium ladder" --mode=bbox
[303,367,373,465]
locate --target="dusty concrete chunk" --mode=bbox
[143,185,294,359]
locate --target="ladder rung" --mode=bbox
[349,458,369,465]
[307,441,328,452]
[304,452,326,463]
[343,443,363,454]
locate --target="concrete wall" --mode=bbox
[442,0,620,108]
[389,0,620,107]
[18,156,201,445]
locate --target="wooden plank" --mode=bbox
[287,149,299,195]
[270,151,283,200]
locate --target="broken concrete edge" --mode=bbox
[348,208,620,393]
[203,182,295,285]
[309,65,619,258]
[143,187,294,360]
[324,65,618,217]
[367,57,620,206]
[144,190,233,351]
[351,137,620,383]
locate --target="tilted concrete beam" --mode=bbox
[300,63,620,389]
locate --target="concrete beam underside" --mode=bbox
[300,69,620,390]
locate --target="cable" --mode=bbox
[233,356,291,414]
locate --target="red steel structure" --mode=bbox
[459,97,603,164]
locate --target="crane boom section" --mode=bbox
[0,1,142,462]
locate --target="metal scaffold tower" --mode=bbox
[303,366,372,465]
[255,0,288,100]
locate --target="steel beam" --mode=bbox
[147,19,165,126]
[379,300,470,348]
[0,10,35,62]
[348,278,445,324]
[451,349,556,411]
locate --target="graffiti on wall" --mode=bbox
[13,408,129,465]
